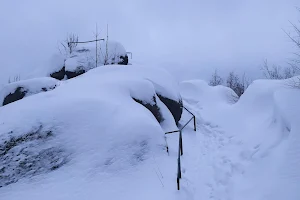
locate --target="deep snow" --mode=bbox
[0,63,299,200]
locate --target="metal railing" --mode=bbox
[165,106,196,190]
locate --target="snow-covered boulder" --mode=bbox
[156,94,182,125]
[44,41,128,81]
[0,65,181,190]
[84,65,183,124]
[64,41,128,79]
[45,54,66,80]
[0,77,59,106]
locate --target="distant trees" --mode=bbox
[259,7,300,88]
[226,72,250,97]
[209,69,223,86]
[208,70,251,97]
[261,59,296,80]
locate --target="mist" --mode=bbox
[0,0,299,83]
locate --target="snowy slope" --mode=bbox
[179,76,300,200]
[0,62,299,200]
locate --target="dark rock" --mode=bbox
[118,55,129,65]
[133,96,164,123]
[66,68,86,79]
[3,87,27,106]
[50,66,65,80]
[157,94,183,125]
[2,82,57,106]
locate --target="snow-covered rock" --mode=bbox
[48,54,66,80]
[0,77,59,106]
[83,65,183,124]
[43,41,128,81]
[0,65,181,190]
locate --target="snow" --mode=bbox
[83,64,181,101]
[179,79,238,107]
[1,60,300,200]
[65,40,127,72]
[178,76,300,200]
[0,65,183,199]
[0,77,59,106]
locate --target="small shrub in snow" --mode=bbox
[8,75,21,84]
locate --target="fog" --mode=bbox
[0,0,299,83]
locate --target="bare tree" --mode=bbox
[226,71,250,97]
[209,69,223,86]
[59,34,79,57]
[261,59,296,79]
[283,7,300,74]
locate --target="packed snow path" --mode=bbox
[168,101,246,200]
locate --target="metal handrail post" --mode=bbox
[193,116,197,131]
[179,130,183,156]
[164,105,197,190]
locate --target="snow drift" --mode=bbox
[0,65,181,192]
[179,79,238,108]
[179,77,300,200]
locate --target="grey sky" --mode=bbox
[0,0,299,83]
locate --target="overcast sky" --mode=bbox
[0,0,299,83]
